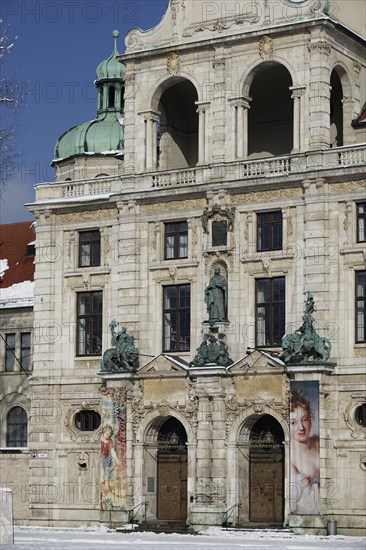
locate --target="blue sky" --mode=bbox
[0,0,169,223]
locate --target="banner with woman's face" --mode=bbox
[289,381,320,515]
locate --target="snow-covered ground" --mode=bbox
[2,526,365,550]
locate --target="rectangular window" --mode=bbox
[356,271,366,343]
[357,202,366,243]
[21,333,31,371]
[256,277,285,346]
[164,222,188,260]
[257,211,283,251]
[77,291,103,356]
[212,220,227,247]
[163,284,190,352]
[5,333,16,372]
[79,230,101,267]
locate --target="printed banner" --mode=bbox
[99,387,127,510]
[289,381,320,515]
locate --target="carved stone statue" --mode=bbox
[190,334,233,367]
[281,292,331,365]
[101,321,139,373]
[205,266,228,324]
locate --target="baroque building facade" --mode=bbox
[2,0,365,535]
[0,223,35,522]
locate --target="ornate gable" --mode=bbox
[138,354,189,378]
[228,350,285,376]
[125,0,332,53]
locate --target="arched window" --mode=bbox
[99,88,104,110]
[108,86,115,108]
[7,406,28,447]
[330,70,344,147]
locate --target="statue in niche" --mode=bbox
[281,292,331,365]
[190,334,233,368]
[100,321,139,373]
[205,266,228,324]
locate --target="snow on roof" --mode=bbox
[0,280,34,309]
[0,258,9,280]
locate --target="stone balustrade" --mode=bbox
[34,143,366,203]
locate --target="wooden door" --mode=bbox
[157,454,187,520]
[249,451,283,523]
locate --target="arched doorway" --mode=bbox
[249,415,284,523]
[157,417,188,521]
[238,414,285,525]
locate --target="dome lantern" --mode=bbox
[54,31,126,163]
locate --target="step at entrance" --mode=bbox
[135,520,192,534]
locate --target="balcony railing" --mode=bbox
[243,156,291,177]
[62,179,113,198]
[34,143,366,203]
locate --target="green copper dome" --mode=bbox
[96,30,125,80]
[54,31,125,162]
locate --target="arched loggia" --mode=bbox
[248,63,293,158]
[157,79,199,170]
[143,77,199,171]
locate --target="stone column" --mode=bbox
[352,61,362,119]
[211,55,227,163]
[210,390,226,504]
[290,86,306,153]
[138,110,160,171]
[123,69,137,171]
[342,97,354,145]
[307,39,332,150]
[195,102,210,164]
[195,395,212,498]
[229,96,251,159]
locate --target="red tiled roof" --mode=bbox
[0,222,35,288]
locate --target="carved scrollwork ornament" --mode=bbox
[157,401,170,416]
[167,52,181,76]
[360,453,366,471]
[64,405,101,443]
[171,0,185,21]
[259,35,273,60]
[201,204,235,233]
[344,400,366,439]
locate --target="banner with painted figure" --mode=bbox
[290,381,320,515]
[99,387,127,510]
